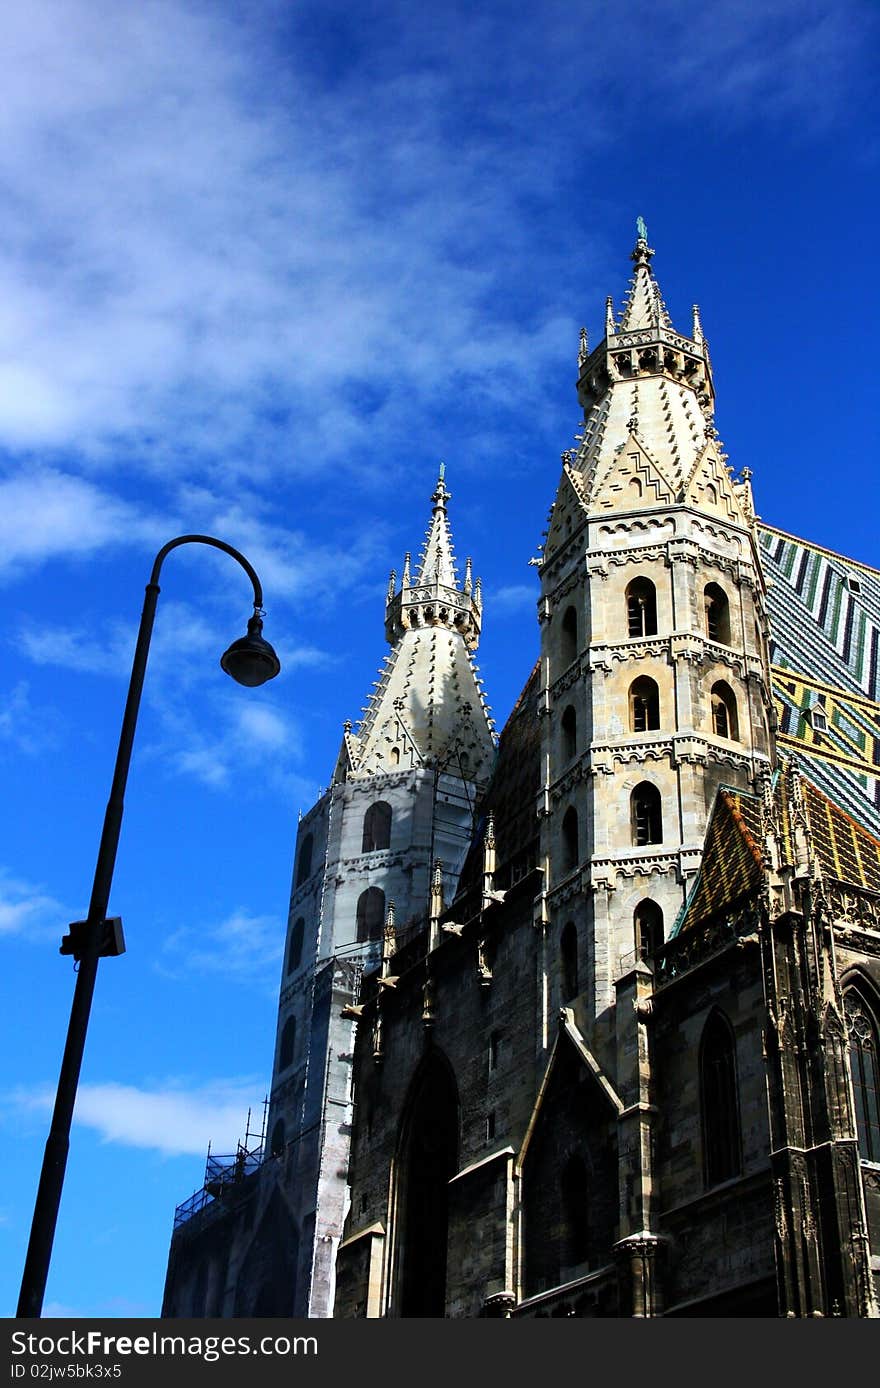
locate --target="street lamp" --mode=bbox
[17,535,281,1318]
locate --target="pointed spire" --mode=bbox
[415,465,457,587]
[605,296,615,337]
[578,326,589,367]
[691,303,703,345]
[619,216,660,332]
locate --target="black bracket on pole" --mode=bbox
[60,918,126,962]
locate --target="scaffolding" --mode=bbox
[172,1102,267,1230]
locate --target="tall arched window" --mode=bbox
[631,783,662,846]
[560,606,578,668]
[561,705,577,762]
[287,917,305,974]
[711,681,739,740]
[356,886,386,943]
[634,900,663,961]
[561,807,579,873]
[396,1054,459,1316]
[626,577,657,638]
[845,990,880,1162]
[295,833,313,887]
[270,1119,286,1157]
[705,583,731,644]
[629,676,660,732]
[362,801,392,852]
[561,921,579,1001]
[279,1016,297,1072]
[561,1153,589,1268]
[700,1010,741,1186]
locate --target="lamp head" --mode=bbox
[220,612,281,687]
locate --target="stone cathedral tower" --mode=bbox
[536,223,775,1028]
[332,228,879,1319]
[163,473,496,1317]
[166,226,880,1319]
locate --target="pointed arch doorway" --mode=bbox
[393,1051,459,1317]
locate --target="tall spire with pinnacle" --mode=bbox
[414,463,458,588]
[559,217,731,526]
[333,468,496,783]
[617,217,674,332]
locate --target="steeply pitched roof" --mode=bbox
[675,762,880,934]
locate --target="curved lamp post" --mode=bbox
[17,535,281,1318]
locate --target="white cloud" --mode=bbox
[0,470,166,580]
[0,682,59,756]
[160,909,283,990]
[0,867,67,938]
[235,704,288,750]
[14,1076,264,1157]
[491,583,538,615]
[0,0,871,590]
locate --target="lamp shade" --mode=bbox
[220,614,281,687]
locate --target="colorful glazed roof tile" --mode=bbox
[674,785,765,933]
[759,523,880,840]
[675,763,880,934]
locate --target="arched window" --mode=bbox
[629,676,660,732]
[705,583,731,644]
[700,1010,741,1186]
[631,783,662,846]
[634,900,663,961]
[561,705,577,762]
[295,833,313,887]
[561,1153,589,1267]
[561,807,579,873]
[279,1016,297,1072]
[270,1119,286,1157]
[356,886,386,943]
[561,921,579,1001]
[626,578,657,638]
[396,1054,459,1316]
[560,605,578,668]
[845,990,880,1162]
[362,801,392,853]
[390,746,401,766]
[711,681,739,740]
[287,917,305,975]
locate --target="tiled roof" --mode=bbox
[759,523,880,840]
[675,764,880,934]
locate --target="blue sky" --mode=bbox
[2,0,878,1318]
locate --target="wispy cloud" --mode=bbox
[0,682,59,756]
[0,471,167,581]
[491,583,537,616]
[0,868,67,938]
[159,909,283,990]
[13,1076,264,1157]
[0,0,872,587]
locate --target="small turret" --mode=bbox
[385,467,483,649]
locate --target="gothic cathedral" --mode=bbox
[163,227,880,1318]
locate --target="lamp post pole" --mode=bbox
[17,535,281,1319]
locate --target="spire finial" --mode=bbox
[432,463,450,511]
[631,216,655,270]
